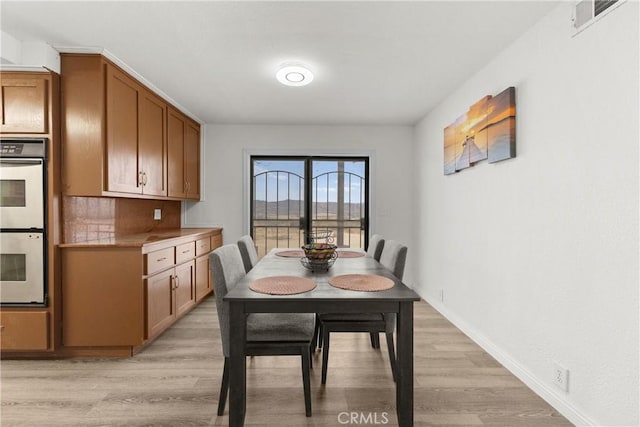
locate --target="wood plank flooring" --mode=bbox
[1,298,572,426]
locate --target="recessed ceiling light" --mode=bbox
[276,63,314,87]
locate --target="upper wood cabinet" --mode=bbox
[105,65,142,194]
[139,91,168,197]
[61,54,195,200]
[168,108,200,200]
[0,74,48,134]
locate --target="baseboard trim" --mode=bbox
[424,296,597,427]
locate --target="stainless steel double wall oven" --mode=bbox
[0,138,47,305]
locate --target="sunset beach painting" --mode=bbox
[444,87,516,175]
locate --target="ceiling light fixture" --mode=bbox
[276,63,314,87]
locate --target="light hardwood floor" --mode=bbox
[1,298,572,426]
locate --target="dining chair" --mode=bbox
[319,240,408,385]
[366,234,385,261]
[316,234,385,350]
[210,244,315,417]
[237,235,260,273]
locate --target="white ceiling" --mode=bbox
[1,1,558,125]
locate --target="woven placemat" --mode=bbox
[336,250,365,258]
[275,250,305,258]
[250,276,316,295]
[328,274,394,292]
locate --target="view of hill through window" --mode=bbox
[251,158,368,256]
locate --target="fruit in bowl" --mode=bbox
[301,243,337,261]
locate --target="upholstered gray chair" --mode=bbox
[237,235,260,273]
[316,234,384,350]
[210,244,315,417]
[379,240,407,280]
[319,240,408,385]
[366,234,385,261]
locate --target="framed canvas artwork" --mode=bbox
[444,87,515,175]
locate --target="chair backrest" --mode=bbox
[237,235,260,273]
[379,240,408,280]
[210,244,247,357]
[366,234,385,261]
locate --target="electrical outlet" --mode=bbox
[153,209,162,220]
[553,361,569,392]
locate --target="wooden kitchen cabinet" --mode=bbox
[145,269,175,339]
[194,237,212,301]
[0,74,48,134]
[0,311,49,350]
[168,108,200,200]
[174,260,195,317]
[184,120,200,199]
[195,254,211,302]
[62,247,145,347]
[61,54,194,200]
[0,70,61,355]
[139,90,168,197]
[146,258,194,340]
[60,228,222,356]
[105,65,141,194]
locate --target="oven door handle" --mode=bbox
[0,159,43,166]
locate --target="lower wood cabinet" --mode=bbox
[146,269,175,339]
[0,311,49,350]
[195,254,211,302]
[175,261,195,317]
[146,260,195,339]
[60,229,221,355]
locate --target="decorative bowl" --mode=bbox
[301,243,337,261]
[300,251,338,272]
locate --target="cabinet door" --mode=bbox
[0,311,49,350]
[106,65,141,194]
[0,75,48,134]
[184,121,200,200]
[195,255,211,301]
[175,260,195,317]
[139,90,167,197]
[167,109,186,198]
[146,269,175,339]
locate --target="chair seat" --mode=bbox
[319,313,384,322]
[247,313,315,342]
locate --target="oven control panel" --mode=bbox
[1,144,24,155]
[0,139,46,158]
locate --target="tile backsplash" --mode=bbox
[63,197,181,243]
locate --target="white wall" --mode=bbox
[184,124,415,284]
[413,2,638,426]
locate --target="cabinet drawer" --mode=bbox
[0,311,49,350]
[211,233,223,250]
[146,247,175,275]
[195,237,211,256]
[176,242,195,264]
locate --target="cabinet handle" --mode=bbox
[181,249,190,254]
[174,275,180,289]
[157,257,167,262]
[138,171,144,186]
[142,172,148,186]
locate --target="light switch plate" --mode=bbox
[153,209,162,220]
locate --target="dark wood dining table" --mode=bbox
[223,248,421,426]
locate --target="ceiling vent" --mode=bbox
[572,0,625,35]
